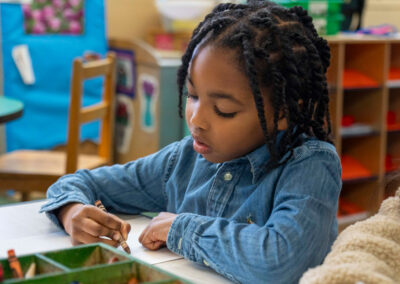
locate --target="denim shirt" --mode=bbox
[40,135,342,284]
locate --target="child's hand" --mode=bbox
[57,202,131,247]
[138,212,178,250]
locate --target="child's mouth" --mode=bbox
[193,138,212,155]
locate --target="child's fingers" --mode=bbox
[138,225,164,249]
[141,240,165,251]
[121,223,131,240]
[84,205,126,232]
[138,222,164,250]
[138,226,149,244]
[72,228,119,247]
[80,217,122,242]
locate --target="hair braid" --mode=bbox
[241,31,277,162]
[251,9,310,163]
[289,6,331,72]
[177,16,236,117]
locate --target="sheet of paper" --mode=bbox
[123,215,183,264]
[0,200,60,240]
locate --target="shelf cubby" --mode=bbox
[342,136,382,178]
[325,36,400,230]
[337,180,379,231]
[342,88,384,132]
[388,85,400,132]
[386,132,400,171]
[340,180,380,213]
[344,43,387,88]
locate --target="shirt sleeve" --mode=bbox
[166,148,342,283]
[39,140,181,229]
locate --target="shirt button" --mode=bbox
[203,260,210,266]
[224,172,232,181]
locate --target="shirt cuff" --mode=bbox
[166,213,204,261]
[38,193,91,230]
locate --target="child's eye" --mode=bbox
[184,91,198,100]
[214,106,237,118]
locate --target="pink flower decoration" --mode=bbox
[75,10,83,19]
[48,17,61,31]
[69,20,81,33]
[68,0,81,8]
[42,6,55,20]
[24,0,83,34]
[32,21,46,34]
[52,0,64,9]
[63,8,76,20]
[22,5,32,18]
[31,9,43,21]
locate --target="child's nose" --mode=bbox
[190,104,209,130]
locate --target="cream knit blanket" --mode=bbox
[300,188,400,284]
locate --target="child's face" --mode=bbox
[185,45,281,163]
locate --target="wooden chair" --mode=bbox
[0,52,116,201]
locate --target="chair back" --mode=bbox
[66,52,116,173]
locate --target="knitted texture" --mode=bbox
[300,188,400,284]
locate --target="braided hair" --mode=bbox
[177,0,332,171]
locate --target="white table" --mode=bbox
[0,200,232,284]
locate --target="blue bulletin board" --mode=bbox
[0,0,107,151]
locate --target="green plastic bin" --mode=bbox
[273,0,343,16]
[312,14,344,35]
[0,243,191,284]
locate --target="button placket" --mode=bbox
[207,165,238,217]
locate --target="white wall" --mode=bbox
[363,0,400,29]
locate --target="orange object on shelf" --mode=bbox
[386,111,400,131]
[385,154,397,172]
[341,115,355,127]
[389,67,400,80]
[387,111,396,125]
[338,197,365,217]
[387,122,400,131]
[342,69,379,89]
[341,154,372,181]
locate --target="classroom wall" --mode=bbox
[106,0,162,41]
[363,0,400,29]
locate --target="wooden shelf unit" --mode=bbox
[326,35,400,230]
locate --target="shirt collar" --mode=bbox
[246,143,270,184]
[246,131,287,184]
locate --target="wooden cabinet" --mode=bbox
[326,35,400,230]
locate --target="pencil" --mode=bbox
[94,200,131,254]
[7,249,23,279]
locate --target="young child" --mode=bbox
[40,1,342,283]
